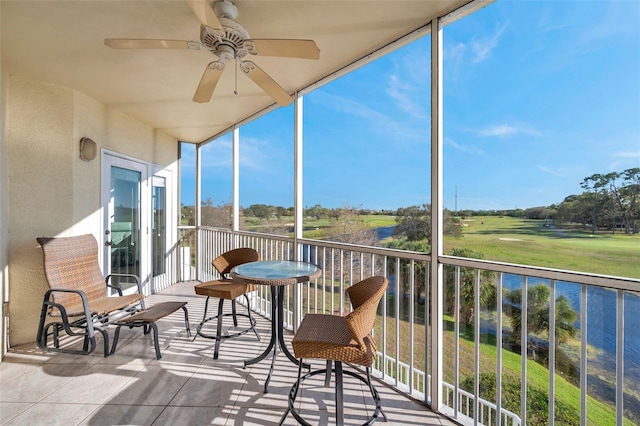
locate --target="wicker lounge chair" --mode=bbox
[36,234,144,357]
[193,247,260,359]
[280,276,388,426]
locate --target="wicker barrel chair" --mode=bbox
[280,275,388,426]
[36,234,144,357]
[193,247,260,359]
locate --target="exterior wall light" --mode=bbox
[79,137,97,161]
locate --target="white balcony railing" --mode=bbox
[175,226,640,426]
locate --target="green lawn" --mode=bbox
[241,213,639,277]
[241,214,397,239]
[445,216,640,279]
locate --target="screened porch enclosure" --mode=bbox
[173,3,640,425]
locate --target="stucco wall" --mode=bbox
[6,75,178,346]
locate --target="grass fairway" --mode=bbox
[445,216,640,279]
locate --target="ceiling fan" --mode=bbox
[104,0,320,106]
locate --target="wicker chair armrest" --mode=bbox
[106,273,141,293]
[42,288,96,333]
[106,273,145,309]
[345,308,370,351]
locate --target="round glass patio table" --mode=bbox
[231,260,322,393]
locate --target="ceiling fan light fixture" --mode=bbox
[217,44,235,62]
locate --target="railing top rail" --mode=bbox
[201,226,293,243]
[192,226,638,292]
[299,237,431,261]
[440,255,640,292]
[197,226,432,261]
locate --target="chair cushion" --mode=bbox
[291,313,377,367]
[52,293,144,317]
[194,280,257,300]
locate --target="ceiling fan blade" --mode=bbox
[240,61,292,106]
[185,0,223,30]
[245,39,320,60]
[105,39,193,49]
[193,61,225,103]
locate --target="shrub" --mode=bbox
[459,373,579,426]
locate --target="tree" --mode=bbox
[383,239,431,305]
[394,205,462,243]
[325,203,377,246]
[181,203,195,226]
[201,198,232,228]
[504,284,578,348]
[444,248,497,326]
[524,206,556,220]
[556,194,593,228]
[577,168,639,234]
[246,203,273,220]
[321,204,379,284]
[606,168,640,234]
[305,204,330,220]
[581,174,608,234]
[394,204,432,242]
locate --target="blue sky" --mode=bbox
[182,0,640,211]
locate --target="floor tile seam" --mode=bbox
[0,401,35,424]
[4,400,101,426]
[160,360,201,410]
[75,402,161,426]
[71,362,149,406]
[21,360,97,405]
[148,405,178,426]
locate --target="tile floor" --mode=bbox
[0,281,457,426]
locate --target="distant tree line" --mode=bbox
[557,168,639,234]
[182,167,639,234]
[181,201,397,228]
[458,168,640,234]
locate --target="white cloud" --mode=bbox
[199,135,280,173]
[478,124,519,137]
[471,22,508,64]
[539,166,569,178]
[200,138,232,169]
[613,151,640,158]
[386,74,426,120]
[445,42,466,61]
[476,123,541,138]
[608,149,640,171]
[312,91,425,143]
[445,137,486,156]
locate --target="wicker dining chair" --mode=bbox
[193,247,260,359]
[36,234,144,357]
[280,275,388,426]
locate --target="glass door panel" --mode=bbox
[109,166,142,293]
[152,176,166,278]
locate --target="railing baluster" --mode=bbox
[616,289,624,426]
[454,265,461,419]
[580,284,587,426]
[180,226,636,426]
[549,279,556,426]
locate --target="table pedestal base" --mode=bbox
[244,286,309,393]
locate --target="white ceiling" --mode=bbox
[1,0,470,143]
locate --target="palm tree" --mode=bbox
[504,283,578,348]
[444,248,497,326]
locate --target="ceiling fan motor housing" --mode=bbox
[213,0,239,20]
[201,16,249,61]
